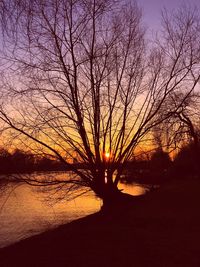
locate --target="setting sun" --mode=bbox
[105,152,110,159]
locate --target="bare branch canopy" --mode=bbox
[0,0,200,201]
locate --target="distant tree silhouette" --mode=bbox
[0,1,200,204]
[0,148,69,174]
[122,150,172,184]
[11,149,33,172]
[173,140,200,178]
[151,150,171,171]
[161,93,200,177]
[0,148,12,173]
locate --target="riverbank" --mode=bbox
[1,178,200,267]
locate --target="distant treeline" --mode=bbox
[0,143,199,184]
[124,142,200,185]
[0,149,69,174]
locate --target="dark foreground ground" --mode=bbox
[1,178,200,267]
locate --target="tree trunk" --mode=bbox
[91,172,123,208]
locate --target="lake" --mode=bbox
[0,176,148,249]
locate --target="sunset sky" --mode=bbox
[137,0,200,32]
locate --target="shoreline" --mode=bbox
[1,179,200,266]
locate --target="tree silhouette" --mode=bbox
[0,1,200,203]
[0,148,12,173]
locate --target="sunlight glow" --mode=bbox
[105,152,110,159]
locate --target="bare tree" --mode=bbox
[170,93,200,144]
[150,5,200,153]
[0,1,200,204]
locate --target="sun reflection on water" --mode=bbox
[0,175,148,248]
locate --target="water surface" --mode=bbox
[0,178,148,248]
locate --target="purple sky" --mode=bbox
[137,0,200,32]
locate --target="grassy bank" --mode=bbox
[0,178,200,266]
